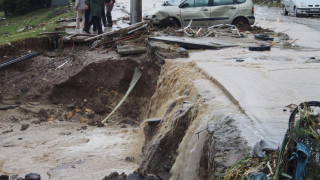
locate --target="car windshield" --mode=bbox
[167,0,183,5]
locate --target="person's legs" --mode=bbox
[96,16,103,34]
[106,3,114,26]
[83,9,92,33]
[79,9,85,29]
[76,10,81,29]
[101,6,107,27]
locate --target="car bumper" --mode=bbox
[297,8,320,15]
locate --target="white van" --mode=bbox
[143,0,255,27]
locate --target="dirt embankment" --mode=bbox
[0,41,161,125]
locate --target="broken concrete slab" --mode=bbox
[117,45,146,55]
[148,36,236,49]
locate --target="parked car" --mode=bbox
[282,0,320,17]
[143,0,255,27]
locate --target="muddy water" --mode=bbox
[145,62,251,180]
[0,120,139,179]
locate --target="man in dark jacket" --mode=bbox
[83,0,104,34]
[105,0,115,27]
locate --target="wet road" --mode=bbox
[255,5,320,48]
[171,5,320,144]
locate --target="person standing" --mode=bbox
[105,0,115,27]
[84,0,104,34]
[75,0,86,30]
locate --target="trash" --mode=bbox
[248,172,267,180]
[117,45,146,55]
[17,28,25,33]
[55,60,69,70]
[252,139,279,158]
[249,45,271,51]
[0,52,38,69]
[254,34,274,41]
[101,68,142,123]
[289,143,310,180]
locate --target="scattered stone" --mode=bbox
[283,109,287,112]
[310,57,316,60]
[125,156,135,162]
[38,109,49,120]
[10,174,18,180]
[121,125,127,128]
[102,172,127,180]
[20,87,29,93]
[236,59,245,62]
[18,138,23,140]
[66,111,74,119]
[77,126,87,131]
[2,142,16,147]
[80,118,89,123]
[2,129,13,134]
[20,124,30,131]
[25,173,40,180]
[59,132,71,135]
[31,120,41,125]
[122,119,136,126]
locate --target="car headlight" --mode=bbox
[299,3,306,7]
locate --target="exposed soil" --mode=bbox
[0,39,160,125]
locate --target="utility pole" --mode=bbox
[130,0,142,24]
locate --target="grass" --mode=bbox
[0,5,76,45]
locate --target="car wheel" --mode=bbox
[232,17,249,28]
[294,7,300,17]
[283,5,288,15]
[159,17,181,28]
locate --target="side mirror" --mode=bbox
[179,3,189,8]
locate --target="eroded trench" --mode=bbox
[0,38,251,180]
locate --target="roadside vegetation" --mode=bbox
[0,1,75,45]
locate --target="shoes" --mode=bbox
[83,29,90,34]
[106,23,113,27]
[103,24,107,27]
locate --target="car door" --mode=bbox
[210,0,239,25]
[180,0,212,27]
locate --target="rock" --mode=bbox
[20,124,30,131]
[66,111,74,119]
[80,118,89,123]
[102,172,127,180]
[125,156,135,162]
[25,173,40,180]
[20,87,29,93]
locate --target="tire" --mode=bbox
[248,45,271,51]
[288,101,320,130]
[283,5,288,15]
[159,17,181,28]
[254,34,274,41]
[232,17,249,27]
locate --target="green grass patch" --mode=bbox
[0,6,76,45]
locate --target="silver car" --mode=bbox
[282,0,320,16]
[143,0,255,27]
